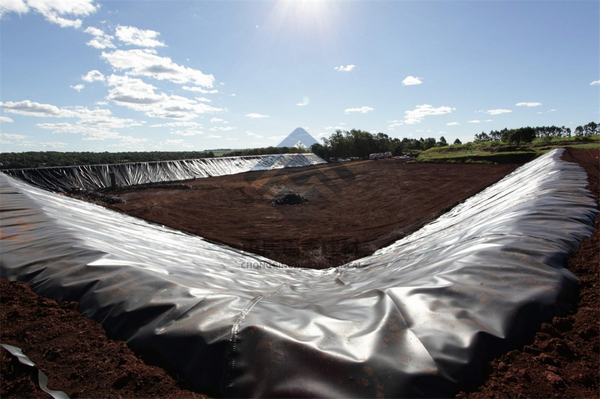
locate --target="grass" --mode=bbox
[415,135,599,164]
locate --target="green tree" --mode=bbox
[422,137,436,150]
[474,132,490,142]
[503,127,536,145]
[584,121,597,136]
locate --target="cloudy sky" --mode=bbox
[0,0,598,152]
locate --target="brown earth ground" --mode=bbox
[0,148,598,398]
[102,159,520,268]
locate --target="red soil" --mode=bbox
[103,160,519,268]
[1,148,597,398]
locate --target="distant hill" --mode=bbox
[277,127,319,148]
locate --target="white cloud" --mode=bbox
[82,70,105,82]
[165,139,184,145]
[150,121,202,128]
[387,119,403,129]
[206,135,221,139]
[183,86,218,94]
[84,27,116,49]
[115,25,166,48]
[40,141,69,148]
[344,106,374,114]
[2,0,99,28]
[70,84,85,92]
[247,132,263,138]
[106,75,163,104]
[324,125,347,131]
[297,99,309,106]
[549,109,556,112]
[446,122,460,126]
[404,104,454,124]
[74,109,142,129]
[32,106,138,124]
[105,74,222,119]
[101,49,215,87]
[402,76,423,86]
[209,126,236,131]
[210,118,224,123]
[467,120,481,124]
[246,113,269,118]
[0,0,28,16]
[116,136,148,145]
[230,93,236,97]
[0,133,26,139]
[483,109,512,115]
[516,102,542,107]
[590,80,600,86]
[171,129,204,136]
[0,100,77,118]
[45,13,82,28]
[37,119,143,142]
[335,64,356,72]
[195,97,211,103]
[25,0,97,17]
[12,140,36,147]
[38,122,116,137]
[1,99,144,143]
[0,116,14,123]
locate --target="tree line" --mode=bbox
[310,130,455,159]
[474,122,598,144]
[0,150,216,169]
[1,121,595,169]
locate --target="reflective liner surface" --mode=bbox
[2,153,327,192]
[0,149,597,397]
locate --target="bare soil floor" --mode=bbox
[1,148,598,398]
[103,160,520,268]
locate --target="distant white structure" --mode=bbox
[292,141,309,150]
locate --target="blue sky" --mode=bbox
[0,0,598,152]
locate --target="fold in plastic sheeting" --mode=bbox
[0,149,597,398]
[2,153,326,192]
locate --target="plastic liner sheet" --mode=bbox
[1,344,69,399]
[0,149,597,397]
[1,153,326,193]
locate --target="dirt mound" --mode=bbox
[270,193,308,205]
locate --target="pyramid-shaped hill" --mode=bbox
[277,127,319,148]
